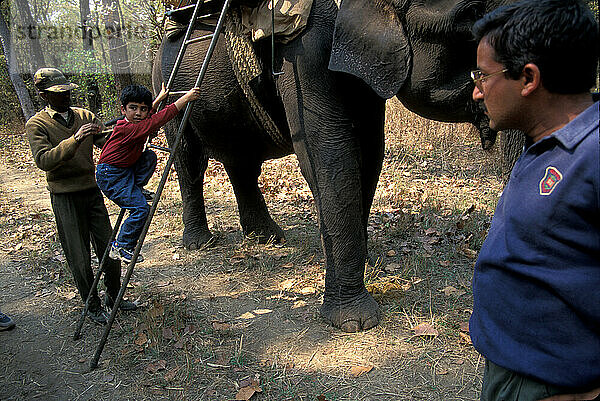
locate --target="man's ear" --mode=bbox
[521,63,542,97]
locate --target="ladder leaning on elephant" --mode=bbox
[153,0,513,332]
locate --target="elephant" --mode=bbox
[153,0,509,332]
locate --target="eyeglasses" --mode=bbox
[470,68,508,91]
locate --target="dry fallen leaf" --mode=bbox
[459,332,473,345]
[461,248,478,259]
[134,332,148,346]
[292,300,307,309]
[235,378,262,400]
[146,360,167,373]
[413,322,439,337]
[252,309,272,315]
[238,312,256,320]
[386,249,396,257]
[60,290,77,300]
[424,228,439,236]
[184,324,196,335]
[212,322,231,330]
[384,263,401,273]
[164,367,179,382]
[459,321,470,333]
[349,364,374,377]
[148,303,164,319]
[299,286,316,295]
[162,327,174,340]
[279,279,295,290]
[440,286,466,297]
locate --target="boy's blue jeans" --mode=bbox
[96,150,157,251]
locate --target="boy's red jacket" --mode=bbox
[98,103,178,168]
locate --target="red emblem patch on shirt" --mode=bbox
[539,166,563,195]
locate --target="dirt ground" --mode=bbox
[0,102,504,400]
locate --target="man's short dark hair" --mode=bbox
[472,0,599,94]
[120,85,153,108]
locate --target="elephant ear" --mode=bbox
[329,0,411,99]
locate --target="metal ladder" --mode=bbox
[73,0,234,370]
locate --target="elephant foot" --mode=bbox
[183,227,216,250]
[320,289,380,332]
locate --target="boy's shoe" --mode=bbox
[110,243,144,264]
[87,306,109,325]
[0,312,15,331]
[141,188,155,202]
[104,295,138,312]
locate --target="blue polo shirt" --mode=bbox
[470,100,600,390]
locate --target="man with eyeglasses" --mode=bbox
[468,0,599,400]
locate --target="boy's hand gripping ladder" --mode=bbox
[73,0,234,370]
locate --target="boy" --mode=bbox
[96,84,200,264]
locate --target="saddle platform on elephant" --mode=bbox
[165,0,313,43]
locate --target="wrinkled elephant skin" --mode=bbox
[153,0,512,331]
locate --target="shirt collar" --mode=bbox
[44,106,73,125]
[545,100,599,150]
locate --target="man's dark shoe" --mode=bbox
[0,312,15,331]
[105,295,138,312]
[87,307,109,325]
[141,188,155,203]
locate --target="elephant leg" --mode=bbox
[166,122,214,249]
[277,60,382,332]
[224,162,285,244]
[356,97,386,244]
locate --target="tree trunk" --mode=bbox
[0,11,35,120]
[79,0,94,51]
[12,0,46,74]
[79,0,103,114]
[101,0,133,92]
[500,129,525,181]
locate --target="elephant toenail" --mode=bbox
[340,320,361,333]
[362,316,379,331]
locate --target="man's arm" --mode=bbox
[26,120,99,171]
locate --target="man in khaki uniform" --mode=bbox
[26,68,136,324]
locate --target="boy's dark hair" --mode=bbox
[472,0,599,94]
[120,85,153,108]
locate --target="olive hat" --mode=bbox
[33,68,78,92]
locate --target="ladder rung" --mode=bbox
[147,144,171,153]
[165,1,216,16]
[185,33,214,46]
[168,90,189,96]
[197,12,220,20]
